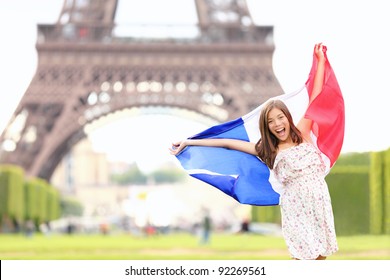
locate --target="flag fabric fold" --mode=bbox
[176,50,344,206]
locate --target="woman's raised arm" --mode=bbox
[297,43,327,140]
[169,138,257,156]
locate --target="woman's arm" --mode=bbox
[310,43,326,102]
[169,138,257,156]
[297,43,326,140]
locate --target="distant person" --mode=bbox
[66,221,75,235]
[200,211,212,245]
[100,222,109,235]
[239,218,250,233]
[171,43,339,260]
[25,220,35,238]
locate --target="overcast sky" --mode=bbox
[0,0,389,172]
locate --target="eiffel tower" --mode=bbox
[0,0,282,181]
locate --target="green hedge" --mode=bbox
[0,164,61,230]
[326,167,370,235]
[384,149,390,234]
[24,180,38,221]
[0,165,25,225]
[47,186,61,222]
[369,152,383,234]
[369,148,390,235]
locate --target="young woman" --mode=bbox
[170,43,338,260]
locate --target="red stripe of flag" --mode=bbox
[305,46,345,167]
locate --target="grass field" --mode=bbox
[0,233,389,260]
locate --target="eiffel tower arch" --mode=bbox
[0,0,282,182]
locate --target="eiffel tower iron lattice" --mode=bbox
[0,0,282,181]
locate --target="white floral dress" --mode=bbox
[273,142,338,259]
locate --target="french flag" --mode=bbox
[176,48,344,206]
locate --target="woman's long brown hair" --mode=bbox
[255,100,303,169]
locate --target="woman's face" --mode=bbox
[267,107,291,142]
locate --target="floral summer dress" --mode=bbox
[273,142,338,259]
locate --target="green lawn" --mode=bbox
[0,233,389,260]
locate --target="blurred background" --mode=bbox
[0,0,389,259]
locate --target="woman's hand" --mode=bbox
[169,140,188,155]
[314,43,326,62]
